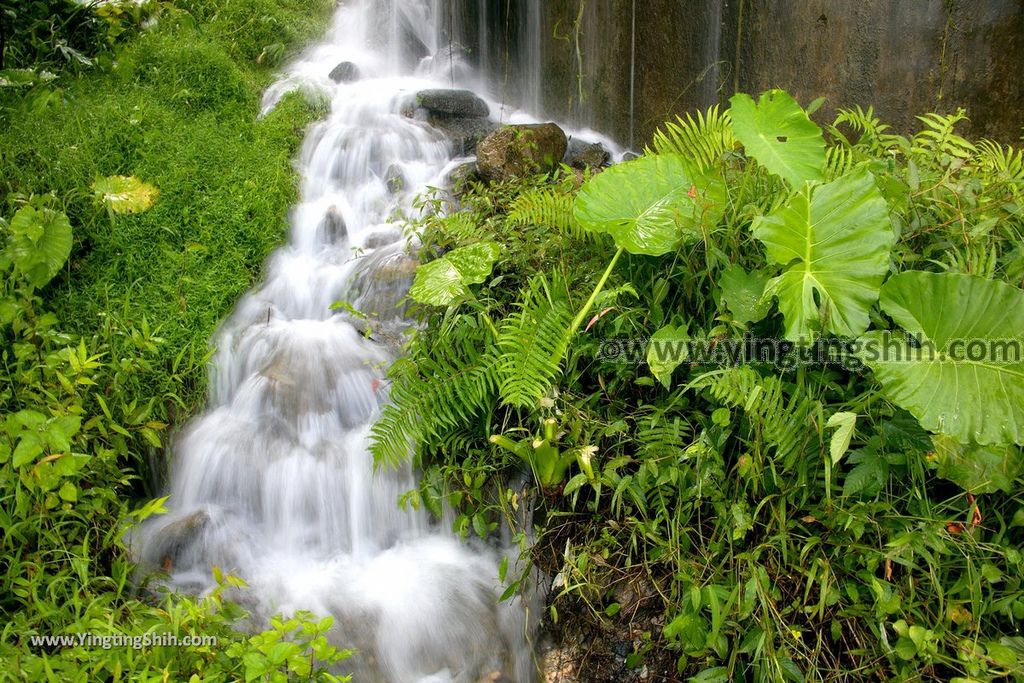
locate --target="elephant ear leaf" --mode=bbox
[730,89,826,188]
[718,265,771,325]
[858,271,1024,446]
[574,154,726,256]
[930,435,1023,494]
[647,323,690,388]
[6,201,73,288]
[754,167,894,341]
[92,175,160,215]
[409,241,501,307]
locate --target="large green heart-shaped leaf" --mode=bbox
[409,241,501,306]
[573,154,726,256]
[7,202,73,288]
[858,271,1024,445]
[931,435,1023,493]
[754,167,894,341]
[730,90,825,188]
[647,323,689,388]
[718,265,771,325]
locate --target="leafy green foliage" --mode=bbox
[860,271,1024,445]
[0,0,339,677]
[730,89,825,187]
[647,323,689,388]
[717,265,770,325]
[574,154,726,255]
[380,90,1024,681]
[755,167,895,340]
[506,187,584,238]
[497,276,574,408]
[409,241,501,306]
[3,197,73,287]
[650,105,736,172]
[931,435,1023,494]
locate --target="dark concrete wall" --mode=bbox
[467,0,1023,147]
[731,0,1023,144]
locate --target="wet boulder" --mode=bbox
[317,206,348,244]
[476,123,568,182]
[415,88,489,118]
[363,229,402,250]
[563,137,610,170]
[384,164,406,194]
[144,510,210,572]
[329,61,360,83]
[446,161,480,190]
[430,116,498,156]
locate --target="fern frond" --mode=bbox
[507,188,593,241]
[834,106,889,138]
[913,110,977,160]
[824,144,856,180]
[976,140,1024,184]
[371,324,499,467]
[634,411,691,460]
[833,105,901,153]
[649,105,736,171]
[496,276,574,409]
[691,367,821,466]
[432,210,483,243]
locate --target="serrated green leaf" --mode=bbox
[408,241,501,306]
[730,89,825,188]
[843,452,888,497]
[755,167,894,340]
[574,154,726,256]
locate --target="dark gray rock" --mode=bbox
[146,510,210,572]
[317,206,347,244]
[384,164,405,194]
[622,151,640,162]
[429,115,498,156]
[564,137,610,169]
[328,61,360,83]
[363,229,402,250]
[476,123,568,182]
[446,161,480,190]
[415,88,489,118]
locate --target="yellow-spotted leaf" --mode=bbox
[92,175,160,214]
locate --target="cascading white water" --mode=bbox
[135,1,537,680]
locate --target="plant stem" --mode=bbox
[568,246,624,338]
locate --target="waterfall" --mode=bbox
[134,1,536,680]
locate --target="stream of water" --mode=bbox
[133,1,554,680]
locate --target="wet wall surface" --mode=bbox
[449,0,1023,147]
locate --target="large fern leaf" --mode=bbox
[832,105,900,153]
[649,105,735,172]
[507,188,594,241]
[913,110,977,160]
[976,140,1024,196]
[371,325,499,467]
[496,277,574,409]
[691,366,821,467]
